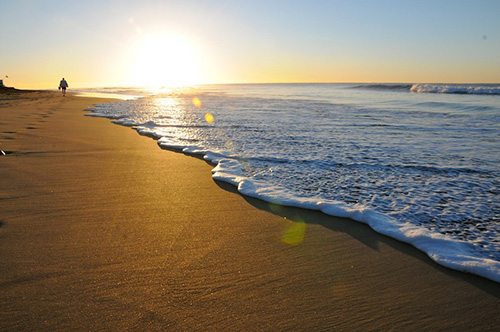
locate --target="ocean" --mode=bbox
[82,83,500,282]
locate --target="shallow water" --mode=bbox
[85,83,500,282]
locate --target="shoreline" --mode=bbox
[1,91,499,331]
[88,89,500,283]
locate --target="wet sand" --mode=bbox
[1,90,499,331]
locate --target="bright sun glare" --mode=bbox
[132,34,201,87]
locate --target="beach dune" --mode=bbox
[0,90,499,331]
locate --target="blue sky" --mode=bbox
[1,0,499,88]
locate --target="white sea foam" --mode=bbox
[410,83,500,95]
[208,154,500,283]
[159,138,500,283]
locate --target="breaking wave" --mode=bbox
[351,83,500,95]
[410,84,500,95]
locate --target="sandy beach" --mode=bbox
[1,90,499,331]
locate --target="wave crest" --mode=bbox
[411,84,500,95]
[352,84,413,91]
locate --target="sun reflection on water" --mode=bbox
[153,96,180,110]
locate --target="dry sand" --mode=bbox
[1,90,499,331]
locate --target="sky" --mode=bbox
[1,0,499,89]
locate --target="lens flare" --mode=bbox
[205,113,214,123]
[268,202,285,214]
[192,97,202,107]
[281,220,306,245]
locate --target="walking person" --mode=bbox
[59,78,68,96]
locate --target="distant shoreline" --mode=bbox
[0,86,39,94]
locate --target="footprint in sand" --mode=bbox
[35,112,50,118]
[1,131,16,140]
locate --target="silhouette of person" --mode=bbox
[59,78,68,96]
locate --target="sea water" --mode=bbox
[84,83,500,282]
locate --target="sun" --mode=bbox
[131,34,202,87]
